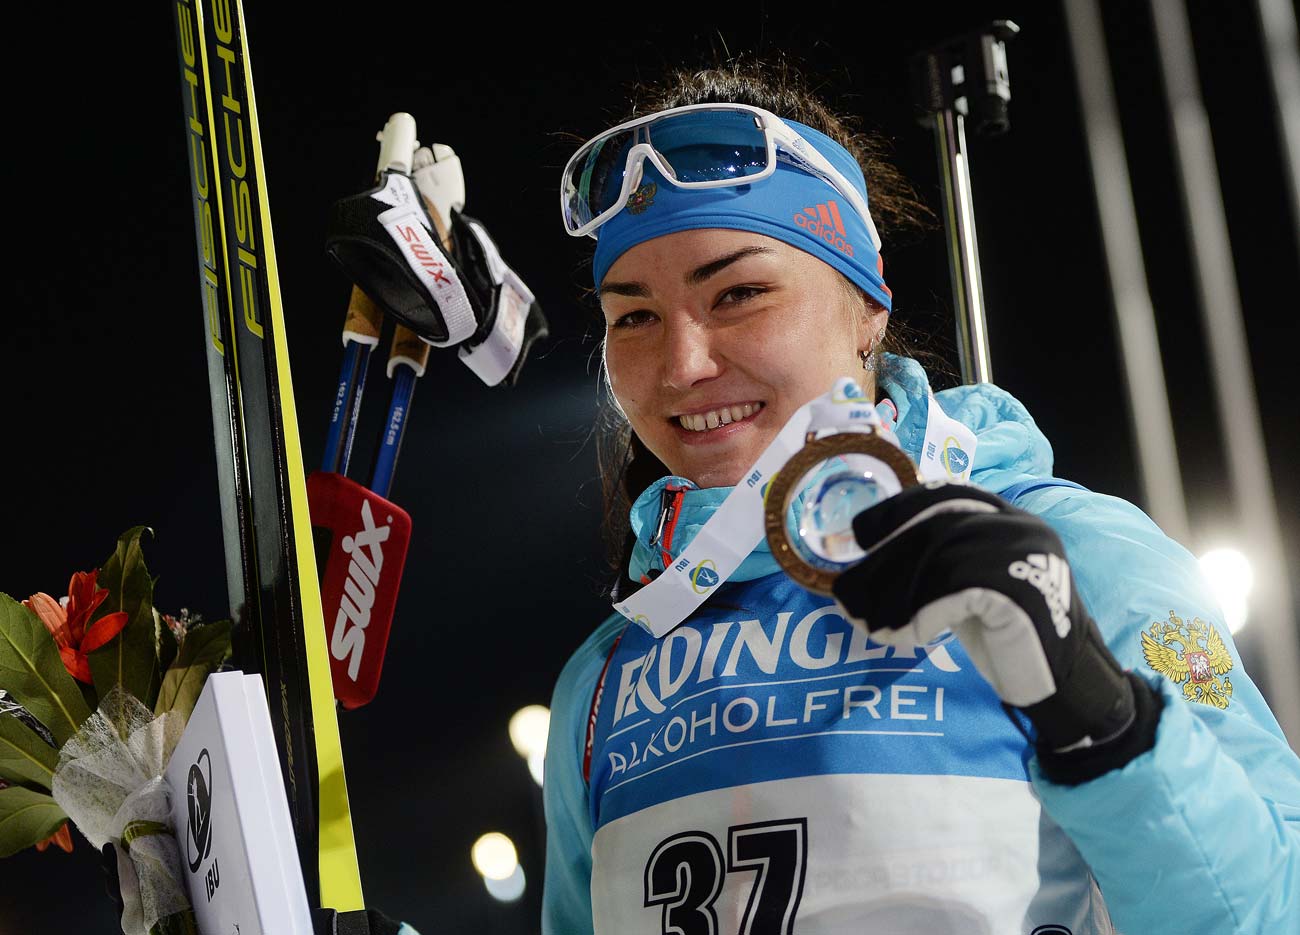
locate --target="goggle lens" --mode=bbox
[565,128,637,230]
[564,109,771,233]
[647,109,768,182]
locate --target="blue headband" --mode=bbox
[591,119,892,311]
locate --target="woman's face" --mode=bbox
[601,229,888,489]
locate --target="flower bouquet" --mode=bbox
[1,526,233,934]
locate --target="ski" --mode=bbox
[173,0,364,912]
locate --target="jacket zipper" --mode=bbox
[647,483,688,577]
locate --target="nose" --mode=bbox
[661,317,721,391]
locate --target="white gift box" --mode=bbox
[164,671,313,934]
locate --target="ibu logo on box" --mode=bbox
[165,672,314,934]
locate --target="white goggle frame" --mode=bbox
[561,102,882,251]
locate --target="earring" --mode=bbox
[861,325,886,373]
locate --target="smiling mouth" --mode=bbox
[675,401,765,432]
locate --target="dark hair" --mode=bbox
[588,55,949,588]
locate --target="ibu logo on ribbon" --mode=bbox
[941,436,970,477]
[917,396,977,485]
[831,379,869,404]
[689,559,720,594]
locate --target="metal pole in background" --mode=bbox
[1149,0,1300,748]
[1060,0,1192,548]
[909,21,1020,386]
[1255,0,1300,266]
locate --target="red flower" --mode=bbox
[34,822,73,854]
[23,570,129,684]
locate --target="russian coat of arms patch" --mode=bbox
[1141,611,1234,709]
[625,181,657,214]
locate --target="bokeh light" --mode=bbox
[510,705,550,785]
[471,832,519,881]
[1198,547,1255,633]
[484,864,527,903]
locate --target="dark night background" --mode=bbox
[4,1,1299,932]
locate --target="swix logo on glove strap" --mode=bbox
[1008,553,1072,638]
[307,472,412,708]
[378,204,477,345]
[365,169,477,346]
[396,224,452,285]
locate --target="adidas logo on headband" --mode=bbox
[793,201,855,257]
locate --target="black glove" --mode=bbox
[325,170,547,387]
[312,906,418,935]
[831,482,1163,784]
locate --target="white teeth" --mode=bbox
[677,402,764,432]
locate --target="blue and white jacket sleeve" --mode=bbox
[542,615,625,935]
[1018,483,1300,933]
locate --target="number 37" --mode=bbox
[643,818,808,935]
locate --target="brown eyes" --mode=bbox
[611,309,657,329]
[720,285,765,304]
[608,286,768,329]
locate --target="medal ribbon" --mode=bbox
[615,379,977,638]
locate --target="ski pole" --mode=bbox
[909,20,1020,385]
[308,119,468,712]
[307,114,425,711]
[321,288,381,475]
[370,327,427,499]
[320,115,418,474]
[367,144,461,497]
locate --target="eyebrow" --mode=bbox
[597,246,777,298]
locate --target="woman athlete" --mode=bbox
[541,61,1300,935]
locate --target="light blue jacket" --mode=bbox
[543,355,1300,933]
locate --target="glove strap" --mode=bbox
[326,170,480,345]
[372,174,478,345]
[451,214,548,386]
[326,175,547,386]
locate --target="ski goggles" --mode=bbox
[560,103,882,251]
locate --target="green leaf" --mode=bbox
[154,620,232,722]
[0,594,92,746]
[88,527,163,711]
[0,784,67,857]
[75,679,99,717]
[0,715,59,792]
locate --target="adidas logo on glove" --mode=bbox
[1008,553,1072,638]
